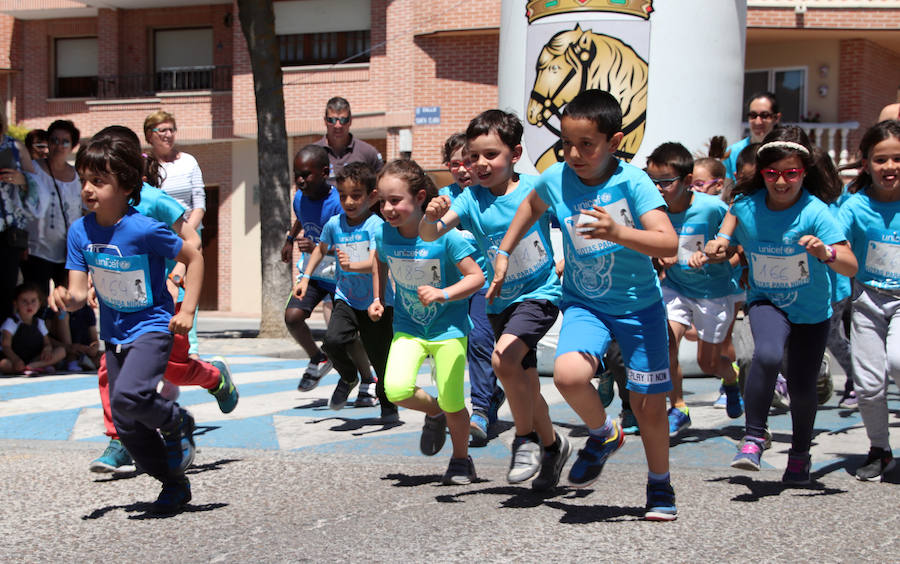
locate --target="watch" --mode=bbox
[286,234,296,243]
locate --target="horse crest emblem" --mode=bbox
[524,1,653,172]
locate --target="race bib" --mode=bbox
[749,244,810,290]
[487,229,550,282]
[676,223,705,267]
[563,195,633,256]
[84,251,153,312]
[388,256,442,289]
[299,254,336,282]
[864,229,900,282]
[338,239,371,264]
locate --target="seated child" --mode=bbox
[1,282,65,375]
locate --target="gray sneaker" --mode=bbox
[507,436,543,484]
[441,455,477,485]
[420,413,447,456]
[532,432,572,491]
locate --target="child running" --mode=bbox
[436,133,505,445]
[837,119,900,481]
[295,162,398,420]
[706,126,857,484]
[493,89,680,520]
[421,110,567,490]
[50,130,204,513]
[646,142,744,440]
[370,159,484,484]
[1,283,65,375]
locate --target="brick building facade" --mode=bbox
[0,0,896,313]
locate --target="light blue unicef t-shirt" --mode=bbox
[65,208,182,344]
[375,224,476,341]
[827,200,851,303]
[292,187,341,291]
[534,160,665,315]
[450,175,561,313]
[838,188,900,291]
[439,183,487,287]
[732,189,846,323]
[724,136,750,181]
[663,192,739,299]
[320,213,381,310]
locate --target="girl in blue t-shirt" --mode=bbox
[49,131,204,514]
[836,120,900,481]
[707,126,858,484]
[369,159,484,485]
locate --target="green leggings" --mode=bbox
[384,332,468,413]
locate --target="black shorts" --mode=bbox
[488,299,559,369]
[285,279,334,313]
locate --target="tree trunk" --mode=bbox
[236,0,291,338]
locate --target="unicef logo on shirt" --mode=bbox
[600,193,612,204]
[119,261,131,270]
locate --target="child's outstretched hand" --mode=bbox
[486,253,509,304]
[417,285,446,307]
[424,195,451,224]
[577,206,619,241]
[368,299,384,321]
[293,278,309,301]
[169,309,194,335]
[336,249,351,270]
[688,250,709,269]
[798,235,830,261]
[49,285,71,313]
[705,238,729,260]
[295,237,315,254]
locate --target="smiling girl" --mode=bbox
[706,126,857,484]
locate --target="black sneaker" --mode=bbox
[160,408,196,476]
[856,447,896,481]
[151,478,191,514]
[329,379,358,410]
[420,413,447,456]
[532,432,572,491]
[441,455,476,485]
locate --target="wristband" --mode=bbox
[425,216,441,225]
[286,234,295,242]
[300,273,311,279]
[496,249,510,258]
[820,245,837,264]
[716,232,731,242]
[442,290,450,302]
[372,297,380,302]
[168,272,184,287]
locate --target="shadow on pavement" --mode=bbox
[382,472,444,487]
[82,501,228,520]
[707,474,848,502]
[186,458,242,476]
[307,416,404,435]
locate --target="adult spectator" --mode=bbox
[24,129,49,162]
[314,97,383,184]
[723,92,781,180]
[878,102,899,122]
[0,109,34,319]
[22,120,81,298]
[144,110,206,359]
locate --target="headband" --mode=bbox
[757,141,810,155]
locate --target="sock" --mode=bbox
[648,471,670,484]
[544,433,561,453]
[588,416,614,439]
[514,432,540,445]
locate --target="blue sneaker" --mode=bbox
[723,383,744,419]
[567,421,625,488]
[597,371,614,408]
[469,410,489,446]
[620,409,639,435]
[161,409,196,476]
[731,436,765,471]
[713,385,727,409]
[209,356,239,414]
[487,387,506,426]
[89,439,136,474]
[645,481,678,521]
[151,478,191,514]
[667,407,691,438]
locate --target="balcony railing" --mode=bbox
[92,65,232,100]
[743,121,861,167]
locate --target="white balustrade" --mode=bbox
[742,121,860,168]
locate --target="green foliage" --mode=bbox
[6,123,29,142]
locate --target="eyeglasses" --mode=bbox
[33,143,49,150]
[747,111,776,121]
[448,160,467,169]
[690,178,721,190]
[648,176,681,188]
[152,127,176,134]
[760,168,805,183]
[50,138,71,147]
[325,116,350,125]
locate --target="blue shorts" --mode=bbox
[556,301,672,394]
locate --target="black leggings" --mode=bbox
[745,301,830,453]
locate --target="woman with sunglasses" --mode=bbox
[704,127,857,485]
[22,120,83,300]
[723,92,782,181]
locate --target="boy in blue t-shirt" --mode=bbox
[295,162,397,421]
[421,111,567,490]
[646,143,744,439]
[282,144,371,392]
[492,90,679,520]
